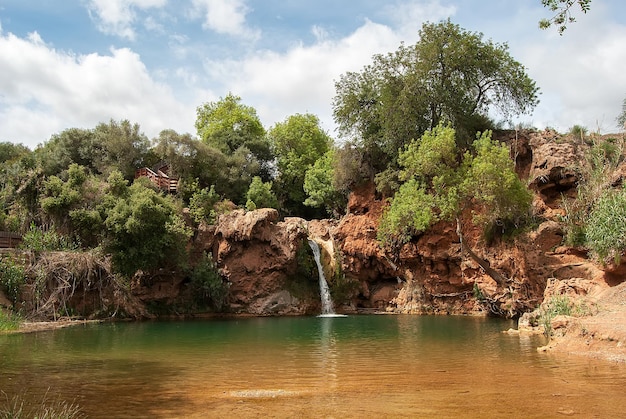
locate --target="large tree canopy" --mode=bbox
[195,93,272,179]
[268,113,332,216]
[333,19,539,173]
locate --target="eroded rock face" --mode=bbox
[528,130,585,209]
[320,131,625,317]
[198,209,314,315]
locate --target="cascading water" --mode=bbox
[308,239,336,316]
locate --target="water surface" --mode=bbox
[1,315,625,418]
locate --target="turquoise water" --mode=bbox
[1,315,625,418]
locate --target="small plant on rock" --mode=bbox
[538,295,572,337]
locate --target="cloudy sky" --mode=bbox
[1,0,625,149]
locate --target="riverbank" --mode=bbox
[537,281,626,363]
[6,318,103,334]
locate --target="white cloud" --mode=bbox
[190,0,260,40]
[203,1,454,136]
[518,4,626,133]
[86,0,167,40]
[382,0,457,37]
[0,30,194,148]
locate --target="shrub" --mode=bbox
[190,253,228,311]
[0,258,25,302]
[189,185,220,224]
[20,224,79,252]
[561,136,625,248]
[0,310,21,332]
[539,295,572,337]
[245,176,277,210]
[585,187,626,263]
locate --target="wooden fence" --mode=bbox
[0,231,22,248]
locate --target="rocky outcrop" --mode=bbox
[319,130,626,317]
[195,209,315,315]
[527,130,586,214]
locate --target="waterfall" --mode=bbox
[308,239,335,315]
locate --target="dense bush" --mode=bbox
[378,124,531,249]
[585,186,626,263]
[103,181,192,276]
[0,257,25,302]
[190,253,228,310]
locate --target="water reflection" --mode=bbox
[1,316,625,418]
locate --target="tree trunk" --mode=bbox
[456,218,508,287]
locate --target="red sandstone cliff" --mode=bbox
[5,131,624,321]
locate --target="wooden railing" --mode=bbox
[134,167,178,193]
[0,231,22,248]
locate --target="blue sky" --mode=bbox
[1,0,625,149]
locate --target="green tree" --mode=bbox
[268,113,332,216]
[103,179,192,276]
[378,123,531,248]
[189,184,221,224]
[378,179,436,248]
[246,176,278,210]
[333,19,539,173]
[93,119,150,179]
[540,0,592,34]
[152,129,228,200]
[39,164,107,246]
[0,142,34,231]
[36,128,101,176]
[303,149,347,216]
[461,132,533,238]
[195,93,272,180]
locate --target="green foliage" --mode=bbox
[539,0,592,34]
[189,184,221,224]
[269,113,332,216]
[36,127,100,176]
[0,310,21,332]
[0,258,25,303]
[333,19,539,170]
[561,136,625,248]
[399,123,459,181]
[38,164,107,247]
[40,164,86,225]
[378,124,531,249]
[38,120,150,180]
[332,142,373,193]
[539,295,572,337]
[585,186,626,263]
[92,119,150,179]
[21,224,79,252]
[103,182,192,276]
[245,176,278,210]
[462,131,533,232]
[190,253,228,311]
[568,124,588,142]
[152,130,229,201]
[195,93,272,181]
[303,149,347,216]
[377,179,435,247]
